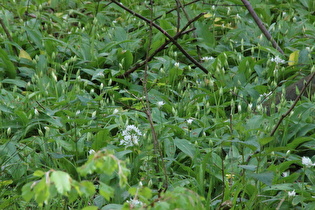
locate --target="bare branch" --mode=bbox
[111,0,209,74]
[270,71,315,136]
[117,12,205,79]
[0,18,19,56]
[241,0,284,54]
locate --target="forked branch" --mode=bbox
[241,0,284,54]
[111,0,209,74]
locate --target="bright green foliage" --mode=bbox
[0,0,315,209]
[78,149,130,187]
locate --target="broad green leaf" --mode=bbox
[292,195,304,206]
[22,182,34,202]
[258,137,274,146]
[174,138,196,159]
[288,50,299,66]
[50,171,71,195]
[238,165,257,171]
[159,19,176,36]
[79,181,95,197]
[287,137,313,149]
[0,48,16,78]
[19,49,32,60]
[263,183,293,191]
[82,206,98,210]
[164,138,176,158]
[99,182,114,201]
[247,172,274,186]
[1,79,27,88]
[33,178,50,206]
[92,129,111,150]
[33,170,45,177]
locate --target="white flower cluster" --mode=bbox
[302,156,315,167]
[187,118,193,124]
[120,125,143,147]
[127,198,143,207]
[270,56,285,64]
[157,101,165,108]
[201,56,214,61]
[288,190,296,197]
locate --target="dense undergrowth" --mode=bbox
[0,0,315,209]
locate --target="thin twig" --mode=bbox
[270,71,315,136]
[111,0,209,74]
[241,0,284,54]
[175,0,181,33]
[117,14,202,79]
[143,0,169,190]
[0,18,19,56]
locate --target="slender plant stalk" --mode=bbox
[142,0,169,190]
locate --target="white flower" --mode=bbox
[187,118,193,124]
[157,101,165,107]
[288,190,296,197]
[282,172,289,177]
[127,198,143,207]
[34,108,39,116]
[270,56,285,64]
[120,125,143,147]
[201,56,214,61]
[302,156,315,167]
[89,149,95,154]
[174,62,180,67]
[113,108,119,114]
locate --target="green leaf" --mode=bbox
[79,181,95,197]
[292,195,304,206]
[22,182,34,202]
[174,138,196,159]
[287,137,314,149]
[247,172,274,186]
[0,48,16,79]
[82,206,98,210]
[288,50,299,66]
[258,137,274,146]
[238,165,257,171]
[33,170,45,177]
[1,79,27,87]
[99,182,114,201]
[159,19,176,36]
[50,171,72,195]
[263,183,294,191]
[33,178,50,206]
[92,129,111,150]
[164,138,176,158]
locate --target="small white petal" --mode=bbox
[288,190,296,197]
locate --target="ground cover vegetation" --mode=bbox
[0,0,315,209]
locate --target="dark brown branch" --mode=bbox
[118,12,204,79]
[270,71,315,136]
[241,0,284,54]
[175,0,181,33]
[0,18,19,56]
[111,0,209,74]
[117,28,195,79]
